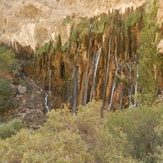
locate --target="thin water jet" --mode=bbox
[128,64,139,109]
[30,79,50,113]
[90,47,102,101]
[107,44,118,111]
[83,21,92,105]
[103,35,112,101]
[72,43,80,115]
[126,63,132,106]
[72,66,78,116]
[134,64,139,106]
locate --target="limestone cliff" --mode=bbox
[0,0,163,50]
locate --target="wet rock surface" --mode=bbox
[8,75,49,129]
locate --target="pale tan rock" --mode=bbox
[18,85,27,94]
[0,0,163,51]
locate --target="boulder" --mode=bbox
[18,85,27,94]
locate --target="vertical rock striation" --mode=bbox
[24,6,145,112]
[1,0,163,112]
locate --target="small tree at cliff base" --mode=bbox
[137,0,162,105]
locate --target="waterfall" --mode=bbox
[44,93,50,112]
[128,64,138,109]
[72,66,79,116]
[30,79,43,93]
[72,43,80,115]
[126,63,132,105]
[49,69,52,94]
[30,79,50,113]
[134,64,139,106]
[83,66,89,105]
[67,96,72,103]
[90,47,102,101]
[107,44,118,111]
[107,77,117,111]
[103,35,112,101]
[82,22,92,105]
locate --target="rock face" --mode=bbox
[18,85,27,94]
[0,0,163,51]
[1,0,163,114]
[9,74,48,129]
[25,7,144,112]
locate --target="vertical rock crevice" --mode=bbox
[22,6,147,112]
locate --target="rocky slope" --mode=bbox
[7,74,48,129]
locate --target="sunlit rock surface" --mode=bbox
[0,0,163,50]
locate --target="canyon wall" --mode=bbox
[0,0,163,112]
[1,0,162,50]
[25,6,143,112]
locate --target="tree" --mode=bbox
[0,46,17,75]
[0,46,18,114]
[0,79,16,114]
[137,0,162,105]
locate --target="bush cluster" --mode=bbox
[1,100,163,162]
[0,46,19,114]
[0,79,16,114]
[0,119,25,139]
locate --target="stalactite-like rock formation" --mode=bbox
[21,6,146,112]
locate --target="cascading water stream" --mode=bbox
[107,44,118,111]
[72,43,80,116]
[107,77,117,111]
[29,79,43,93]
[72,66,78,116]
[90,47,102,101]
[30,79,50,112]
[83,22,92,105]
[128,63,139,109]
[103,35,112,101]
[134,64,139,106]
[126,63,132,106]
[44,93,50,112]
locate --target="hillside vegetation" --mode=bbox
[0,101,163,162]
[0,0,163,162]
[0,46,20,115]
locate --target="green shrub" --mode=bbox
[124,11,141,28]
[62,16,73,26]
[70,28,78,42]
[0,46,17,74]
[61,42,69,52]
[107,104,163,162]
[54,34,62,51]
[36,42,51,56]
[0,79,16,114]
[3,102,163,162]
[79,28,89,40]
[0,101,138,162]
[154,115,163,162]
[137,0,162,105]
[0,119,25,139]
